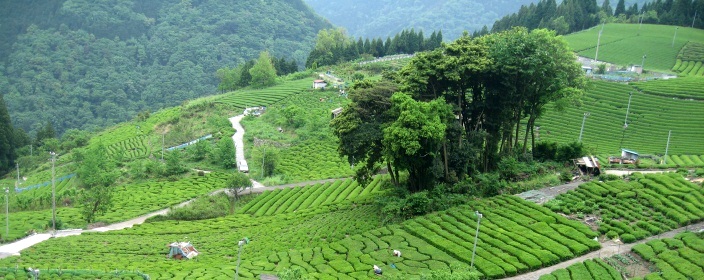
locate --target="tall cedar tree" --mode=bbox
[0,94,16,174]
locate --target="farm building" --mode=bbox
[630,65,643,74]
[313,80,327,89]
[621,149,639,161]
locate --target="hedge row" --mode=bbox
[631,232,704,280]
[547,173,704,243]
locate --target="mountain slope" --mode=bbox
[0,0,331,136]
[303,0,536,40]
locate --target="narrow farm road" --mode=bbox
[502,220,704,280]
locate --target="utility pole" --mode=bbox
[161,133,165,161]
[595,22,605,62]
[51,152,57,234]
[641,55,646,72]
[4,187,8,238]
[470,211,483,269]
[235,237,249,280]
[694,11,698,28]
[664,130,672,165]
[624,92,633,129]
[672,27,679,47]
[579,112,590,142]
[639,11,644,29]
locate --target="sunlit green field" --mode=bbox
[564,24,704,72]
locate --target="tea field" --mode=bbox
[0,173,229,242]
[672,42,704,76]
[564,24,704,72]
[536,80,704,157]
[546,173,704,243]
[631,231,704,279]
[241,87,355,183]
[538,258,621,280]
[0,191,603,279]
[237,177,387,216]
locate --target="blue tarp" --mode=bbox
[16,174,76,193]
[166,134,213,151]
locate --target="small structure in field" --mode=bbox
[167,242,199,260]
[331,107,343,119]
[313,79,327,89]
[573,156,601,176]
[609,148,639,164]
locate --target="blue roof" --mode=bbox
[621,148,639,155]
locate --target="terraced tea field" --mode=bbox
[672,42,704,76]
[564,24,704,72]
[547,173,704,243]
[536,80,704,156]
[539,258,621,280]
[632,231,704,279]
[215,79,313,110]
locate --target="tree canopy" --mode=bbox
[333,27,586,191]
[0,0,330,137]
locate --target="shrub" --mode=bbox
[606,230,618,239]
[621,233,636,243]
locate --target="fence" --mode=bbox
[15,174,76,193]
[166,134,213,152]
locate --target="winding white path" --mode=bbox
[0,112,264,258]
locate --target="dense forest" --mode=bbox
[489,0,704,35]
[303,0,537,40]
[0,0,331,136]
[305,28,443,68]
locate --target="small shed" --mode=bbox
[331,107,343,119]
[167,242,199,259]
[582,66,592,74]
[573,156,601,176]
[621,149,639,161]
[313,80,327,89]
[630,65,643,74]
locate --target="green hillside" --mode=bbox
[0,0,330,136]
[564,24,704,72]
[536,80,704,156]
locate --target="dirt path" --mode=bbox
[502,220,704,280]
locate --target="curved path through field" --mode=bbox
[502,220,704,280]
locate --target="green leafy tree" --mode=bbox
[383,93,452,192]
[75,144,119,223]
[163,150,187,176]
[35,121,56,147]
[249,51,278,89]
[215,138,236,168]
[226,172,252,202]
[330,80,398,186]
[261,148,279,177]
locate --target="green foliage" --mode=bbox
[226,172,253,200]
[214,138,236,169]
[551,173,704,242]
[1,0,331,137]
[0,93,18,174]
[250,51,278,89]
[75,144,119,223]
[163,150,187,176]
[537,80,704,156]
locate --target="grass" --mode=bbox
[563,24,704,72]
[536,80,704,156]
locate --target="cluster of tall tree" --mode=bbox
[332,27,586,192]
[216,51,298,93]
[0,0,330,137]
[486,0,703,36]
[305,28,443,68]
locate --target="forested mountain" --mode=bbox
[0,0,331,136]
[302,0,537,40]
[490,0,704,35]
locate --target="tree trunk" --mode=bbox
[387,161,398,186]
[443,141,449,181]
